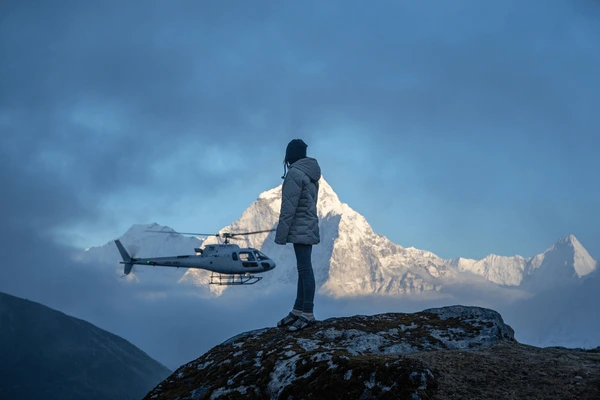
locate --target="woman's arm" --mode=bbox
[275,170,303,244]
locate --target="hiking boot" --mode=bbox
[277,312,299,327]
[287,316,316,332]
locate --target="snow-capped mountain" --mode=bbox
[448,234,597,288]
[181,178,456,297]
[181,178,596,296]
[529,234,596,277]
[78,223,203,281]
[80,223,202,262]
[81,179,597,298]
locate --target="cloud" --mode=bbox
[1,0,599,370]
[3,1,599,252]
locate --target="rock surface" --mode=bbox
[138,306,600,400]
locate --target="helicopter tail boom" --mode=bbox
[114,240,134,275]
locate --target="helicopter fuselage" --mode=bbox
[118,242,276,275]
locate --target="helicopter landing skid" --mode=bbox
[209,272,263,285]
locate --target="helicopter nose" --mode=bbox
[262,261,276,271]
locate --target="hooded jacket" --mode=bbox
[275,157,321,245]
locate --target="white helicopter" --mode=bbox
[114,229,276,285]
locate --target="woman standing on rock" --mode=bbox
[275,139,321,332]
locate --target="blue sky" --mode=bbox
[1,0,599,261]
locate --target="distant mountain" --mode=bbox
[449,234,597,288]
[79,222,203,266]
[81,178,596,297]
[78,223,204,286]
[0,291,170,400]
[181,178,595,295]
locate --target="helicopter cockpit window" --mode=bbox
[254,251,269,260]
[238,252,255,262]
[231,252,238,261]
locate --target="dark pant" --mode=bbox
[292,243,315,314]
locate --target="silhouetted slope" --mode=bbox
[0,291,170,400]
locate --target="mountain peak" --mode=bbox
[317,178,345,216]
[553,234,593,260]
[556,234,581,246]
[257,186,280,201]
[123,222,174,238]
[526,234,597,281]
[255,176,345,217]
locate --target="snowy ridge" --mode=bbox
[186,179,595,294]
[447,255,527,286]
[81,182,597,297]
[451,234,597,288]
[321,200,455,297]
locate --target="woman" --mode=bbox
[275,139,321,332]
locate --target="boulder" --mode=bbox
[144,306,600,399]
[145,306,525,399]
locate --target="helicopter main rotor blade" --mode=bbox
[229,229,276,237]
[129,245,140,258]
[145,228,276,238]
[146,230,219,237]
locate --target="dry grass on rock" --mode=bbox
[408,343,600,400]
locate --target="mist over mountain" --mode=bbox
[0,291,170,400]
[503,271,600,348]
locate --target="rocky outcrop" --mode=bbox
[144,306,536,400]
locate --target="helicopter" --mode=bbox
[114,228,276,285]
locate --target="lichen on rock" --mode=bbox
[144,305,521,399]
[144,305,600,399]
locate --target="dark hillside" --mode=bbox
[0,291,170,400]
